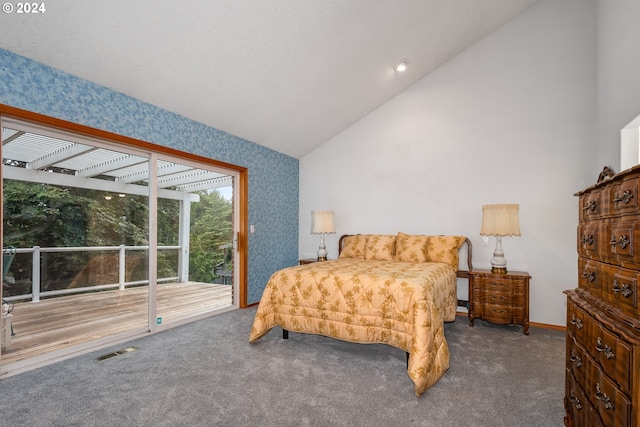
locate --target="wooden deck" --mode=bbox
[1,282,233,365]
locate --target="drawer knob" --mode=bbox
[581,269,596,282]
[581,234,594,246]
[582,200,597,212]
[613,189,633,205]
[595,383,615,410]
[596,337,615,359]
[570,315,583,330]
[489,295,507,301]
[569,350,583,368]
[612,280,633,298]
[489,308,508,314]
[610,234,630,249]
[569,392,582,410]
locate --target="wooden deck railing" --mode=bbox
[3,245,181,303]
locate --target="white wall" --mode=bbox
[299,0,597,327]
[596,0,640,172]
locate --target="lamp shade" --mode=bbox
[480,204,520,236]
[311,210,335,234]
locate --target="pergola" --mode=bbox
[2,125,233,283]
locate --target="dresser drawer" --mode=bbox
[588,319,633,395]
[567,299,588,343]
[566,370,603,427]
[579,258,604,299]
[567,333,588,386]
[609,176,639,217]
[603,265,639,316]
[588,360,632,427]
[580,189,605,221]
[606,221,640,268]
[578,223,606,259]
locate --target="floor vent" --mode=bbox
[97,346,137,361]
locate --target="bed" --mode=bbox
[249,233,473,397]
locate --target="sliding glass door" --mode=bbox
[1,116,240,369]
[153,156,237,327]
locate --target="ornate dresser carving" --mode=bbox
[565,165,640,426]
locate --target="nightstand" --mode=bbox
[298,258,320,265]
[468,269,530,335]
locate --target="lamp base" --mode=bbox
[317,233,328,261]
[489,236,508,274]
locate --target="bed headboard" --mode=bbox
[338,234,473,278]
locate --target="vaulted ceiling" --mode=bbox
[0,0,539,159]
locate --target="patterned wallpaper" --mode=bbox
[0,48,299,304]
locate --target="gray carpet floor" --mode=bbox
[0,306,566,427]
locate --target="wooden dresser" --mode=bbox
[565,165,640,426]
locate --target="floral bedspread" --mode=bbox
[249,258,458,396]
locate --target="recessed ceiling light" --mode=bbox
[394,60,408,72]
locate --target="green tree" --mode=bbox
[3,179,233,295]
[189,190,233,283]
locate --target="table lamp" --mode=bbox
[311,210,335,261]
[480,204,520,273]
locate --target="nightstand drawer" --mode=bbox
[480,290,525,307]
[482,291,513,305]
[482,304,523,324]
[477,276,524,290]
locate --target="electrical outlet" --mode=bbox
[482,236,489,247]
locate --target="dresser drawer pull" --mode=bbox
[612,280,633,297]
[596,337,615,359]
[595,383,614,410]
[581,234,594,246]
[488,281,506,287]
[583,200,597,212]
[570,315,583,329]
[489,308,508,314]
[569,350,583,368]
[489,295,507,301]
[569,392,582,410]
[581,270,596,282]
[610,234,630,249]
[613,189,633,205]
